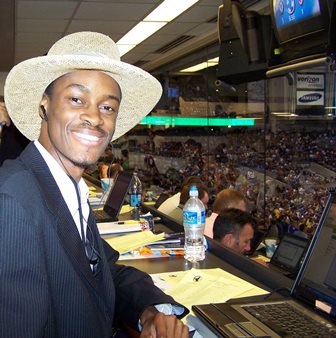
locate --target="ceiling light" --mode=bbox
[117,21,167,45]
[144,0,199,22]
[179,57,219,72]
[117,0,200,56]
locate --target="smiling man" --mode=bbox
[0,32,188,338]
[39,71,120,176]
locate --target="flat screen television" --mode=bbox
[270,0,334,64]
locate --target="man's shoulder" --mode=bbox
[0,157,35,193]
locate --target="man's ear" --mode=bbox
[39,94,49,120]
[221,234,233,247]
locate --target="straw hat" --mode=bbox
[4,31,162,141]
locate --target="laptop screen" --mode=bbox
[270,233,309,273]
[104,171,133,216]
[293,191,336,316]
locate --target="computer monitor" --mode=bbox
[270,0,334,64]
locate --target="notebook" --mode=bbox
[92,171,133,222]
[154,192,170,209]
[268,233,309,277]
[192,191,336,338]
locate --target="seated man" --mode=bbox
[157,175,203,215]
[213,208,255,255]
[204,188,247,238]
[0,31,188,337]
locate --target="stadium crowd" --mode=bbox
[112,128,335,239]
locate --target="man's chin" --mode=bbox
[72,158,98,170]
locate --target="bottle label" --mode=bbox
[183,210,206,225]
[130,194,141,207]
[201,210,206,223]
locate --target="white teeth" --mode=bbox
[75,132,100,142]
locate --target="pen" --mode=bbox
[113,220,144,225]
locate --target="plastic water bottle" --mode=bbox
[183,185,206,262]
[129,172,142,220]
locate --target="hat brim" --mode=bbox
[4,54,162,141]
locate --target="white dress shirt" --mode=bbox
[34,140,89,239]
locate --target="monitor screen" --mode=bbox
[293,192,336,314]
[271,234,309,273]
[273,0,321,30]
[271,0,328,45]
[168,87,179,98]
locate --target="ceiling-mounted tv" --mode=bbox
[270,0,334,64]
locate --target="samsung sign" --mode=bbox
[297,73,324,90]
[297,91,324,106]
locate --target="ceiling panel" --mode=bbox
[18,0,76,1]
[15,33,62,62]
[17,19,69,33]
[82,0,160,3]
[0,0,270,72]
[198,0,223,5]
[67,19,135,38]
[75,2,154,21]
[176,4,220,23]
[16,32,63,44]
[185,22,217,36]
[149,22,198,36]
[122,51,149,63]
[139,31,186,47]
[17,1,78,19]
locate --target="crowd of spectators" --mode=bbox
[120,127,336,239]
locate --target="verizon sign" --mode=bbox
[297,73,325,90]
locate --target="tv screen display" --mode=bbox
[271,0,327,45]
[273,0,321,30]
[168,87,179,98]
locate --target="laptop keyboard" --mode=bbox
[93,210,109,219]
[243,302,335,338]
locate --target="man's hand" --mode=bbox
[140,306,189,338]
[0,102,11,127]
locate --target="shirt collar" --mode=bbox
[34,140,89,218]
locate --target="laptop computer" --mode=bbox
[92,171,133,222]
[192,191,336,337]
[268,233,309,277]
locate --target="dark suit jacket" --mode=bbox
[0,123,29,166]
[0,143,187,338]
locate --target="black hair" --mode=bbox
[213,208,256,240]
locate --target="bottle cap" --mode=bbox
[189,185,198,196]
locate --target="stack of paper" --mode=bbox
[97,221,143,235]
[105,231,165,254]
[151,268,269,311]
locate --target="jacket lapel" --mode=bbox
[20,143,100,288]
